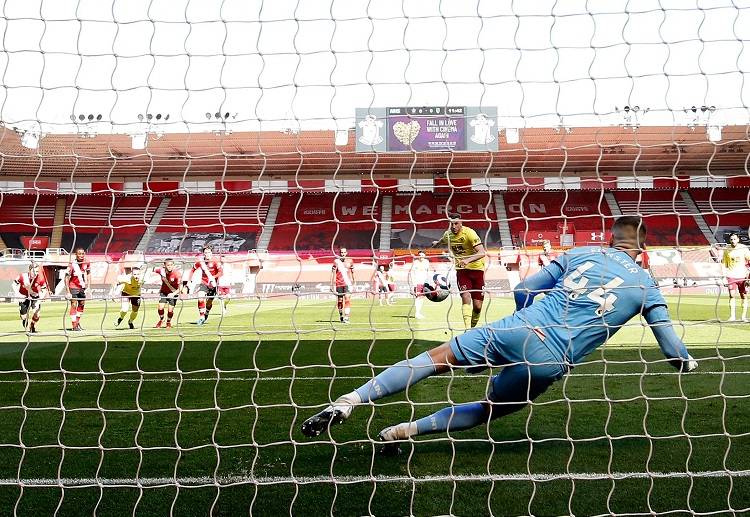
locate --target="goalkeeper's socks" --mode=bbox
[354,351,435,403]
[471,308,481,328]
[729,299,736,320]
[462,304,473,329]
[414,402,489,436]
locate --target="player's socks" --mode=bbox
[462,304,472,328]
[379,421,417,442]
[471,308,481,328]
[742,300,748,321]
[69,306,77,326]
[158,308,165,320]
[129,311,138,323]
[413,402,489,435]
[415,297,424,318]
[354,351,436,403]
[729,299,736,320]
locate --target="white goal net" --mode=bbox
[0,1,748,515]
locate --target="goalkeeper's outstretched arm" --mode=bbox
[513,263,562,311]
[643,305,698,372]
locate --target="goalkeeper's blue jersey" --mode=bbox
[516,247,665,364]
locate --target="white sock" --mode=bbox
[730,298,737,319]
[742,300,748,320]
[415,297,424,315]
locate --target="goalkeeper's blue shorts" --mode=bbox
[449,316,567,404]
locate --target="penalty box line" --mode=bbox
[1,470,749,487]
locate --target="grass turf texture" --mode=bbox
[0,295,747,515]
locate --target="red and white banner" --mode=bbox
[20,236,49,250]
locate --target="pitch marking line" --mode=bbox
[2,470,749,487]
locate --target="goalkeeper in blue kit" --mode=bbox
[301,216,698,443]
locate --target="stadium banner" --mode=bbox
[355,106,498,152]
[145,232,258,254]
[0,248,730,301]
[20,235,49,250]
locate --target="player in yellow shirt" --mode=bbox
[432,213,487,328]
[114,264,145,329]
[722,233,750,321]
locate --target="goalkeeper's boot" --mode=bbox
[115,317,123,328]
[128,321,135,330]
[301,394,357,437]
[154,320,163,329]
[377,422,413,456]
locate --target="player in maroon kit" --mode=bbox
[13,262,48,333]
[331,247,355,323]
[65,247,91,331]
[153,258,182,328]
[537,240,556,268]
[183,246,223,326]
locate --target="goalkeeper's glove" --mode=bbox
[669,355,698,372]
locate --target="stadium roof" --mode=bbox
[0,125,747,181]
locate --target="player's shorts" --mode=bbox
[18,298,40,316]
[69,288,86,301]
[218,286,230,297]
[195,284,218,297]
[335,286,350,297]
[376,285,388,293]
[121,296,141,309]
[413,284,425,297]
[727,277,748,295]
[456,269,485,301]
[159,294,178,307]
[449,315,567,404]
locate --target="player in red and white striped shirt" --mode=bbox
[13,262,48,333]
[64,247,91,331]
[153,258,182,328]
[183,246,223,326]
[331,247,355,323]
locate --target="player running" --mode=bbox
[154,258,181,328]
[432,214,487,328]
[184,246,223,326]
[114,264,144,329]
[301,216,698,445]
[65,247,91,331]
[410,251,431,319]
[722,233,750,321]
[12,261,48,333]
[331,247,355,323]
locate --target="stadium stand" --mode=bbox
[147,193,270,253]
[614,190,708,246]
[390,191,500,250]
[690,188,750,240]
[86,196,160,254]
[268,192,380,254]
[0,194,56,249]
[503,190,614,247]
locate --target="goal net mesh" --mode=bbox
[0,1,748,515]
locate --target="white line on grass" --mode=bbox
[0,371,747,384]
[1,470,748,487]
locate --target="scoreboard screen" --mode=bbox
[355,106,498,152]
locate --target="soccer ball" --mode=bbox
[423,273,450,302]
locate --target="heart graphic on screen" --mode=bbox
[392,121,421,146]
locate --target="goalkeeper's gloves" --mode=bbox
[669,355,698,372]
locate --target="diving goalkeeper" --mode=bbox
[301,216,697,444]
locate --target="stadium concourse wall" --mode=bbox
[0,248,729,303]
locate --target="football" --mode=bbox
[423,274,450,302]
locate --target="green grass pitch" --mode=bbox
[0,294,747,515]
